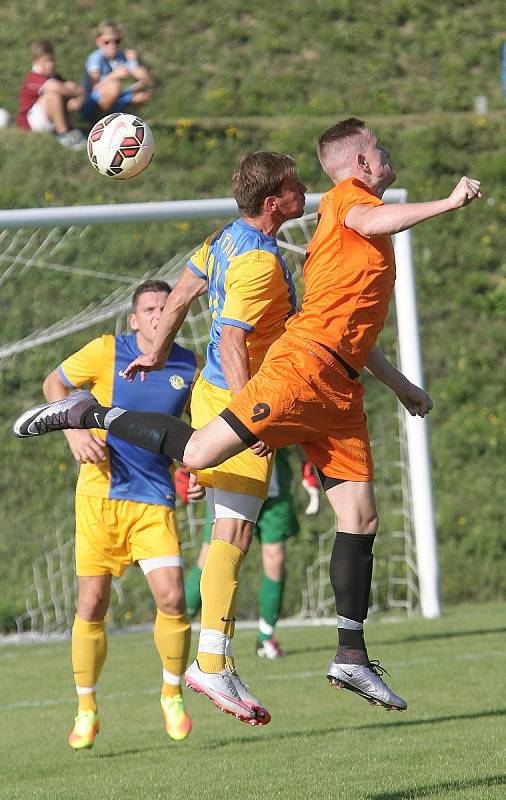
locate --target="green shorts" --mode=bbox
[255,495,299,544]
[202,494,299,546]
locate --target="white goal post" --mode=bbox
[0,190,440,623]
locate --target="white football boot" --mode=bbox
[185,660,258,724]
[13,390,98,437]
[227,668,271,725]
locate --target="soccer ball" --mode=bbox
[87,113,155,179]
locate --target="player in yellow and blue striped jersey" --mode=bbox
[41,279,202,748]
[119,152,306,724]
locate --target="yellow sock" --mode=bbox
[198,540,244,673]
[71,615,107,713]
[225,618,236,672]
[154,610,191,698]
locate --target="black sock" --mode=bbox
[82,405,109,429]
[108,410,194,462]
[330,531,375,620]
[330,531,375,664]
[336,627,369,666]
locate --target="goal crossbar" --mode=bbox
[0,190,408,230]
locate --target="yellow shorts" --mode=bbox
[190,373,273,499]
[75,495,181,577]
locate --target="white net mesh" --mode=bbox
[1,210,419,637]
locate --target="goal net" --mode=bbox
[0,195,438,638]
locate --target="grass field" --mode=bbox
[1,603,505,800]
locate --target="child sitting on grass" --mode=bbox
[81,20,154,123]
[16,40,86,150]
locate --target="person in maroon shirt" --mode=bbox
[16,40,86,150]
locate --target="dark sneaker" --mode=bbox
[327,660,407,711]
[13,390,98,437]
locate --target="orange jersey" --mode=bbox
[286,178,396,373]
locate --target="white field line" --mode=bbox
[0,615,410,648]
[1,652,504,712]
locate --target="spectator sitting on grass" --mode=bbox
[16,40,86,150]
[81,20,154,124]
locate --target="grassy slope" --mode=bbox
[1,604,505,800]
[0,0,505,119]
[0,1,505,628]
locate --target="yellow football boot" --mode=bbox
[68,709,100,750]
[160,694,192,741]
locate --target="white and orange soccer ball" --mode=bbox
[87,112,155,179]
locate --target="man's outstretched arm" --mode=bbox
[346,176,481,237]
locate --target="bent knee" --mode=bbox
[263,543,285,569]
[41,79,64,94]
[183,437,211,471]
[339,512,378,535]
[77,593,109,620]
[155,587,185,616]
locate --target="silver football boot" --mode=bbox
[13,390,98,437]
[327,660,407,711]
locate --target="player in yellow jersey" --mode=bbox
[121,152,305,724]
[39,280,202,748]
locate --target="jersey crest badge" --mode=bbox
[169,374,186,390]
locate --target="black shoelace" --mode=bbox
[368,660,391,679]
[35,410,68,433]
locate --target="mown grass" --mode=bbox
[1,603,505,799]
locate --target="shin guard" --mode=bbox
[109,411,194,461]
[330,532,375,622]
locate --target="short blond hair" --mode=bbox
[96,20,123,39]
[31,40,54,61]
[232,152,297,217]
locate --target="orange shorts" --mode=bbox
[224,334,373,482]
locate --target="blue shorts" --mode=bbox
[81,86,135,122]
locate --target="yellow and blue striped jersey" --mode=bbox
[187,218,297,388]
[57,334,200,508]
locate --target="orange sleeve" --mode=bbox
[336,178,384,226]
